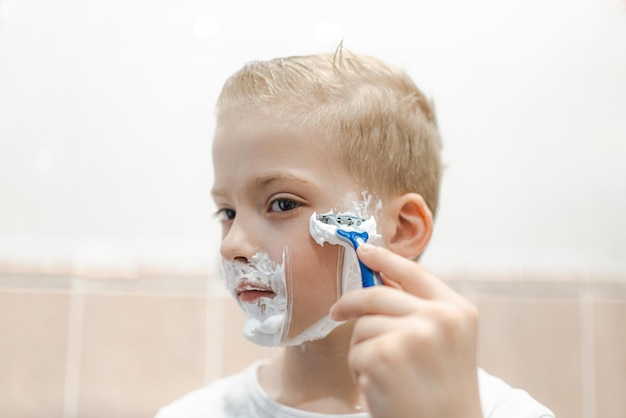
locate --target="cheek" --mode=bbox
[290,238,340,286]
[287,239,341,327]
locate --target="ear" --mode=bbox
[379,193,434,259]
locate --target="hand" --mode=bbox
[329,243,482,418]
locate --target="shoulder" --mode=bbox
[478,368,555,418]
[154,366,252,418]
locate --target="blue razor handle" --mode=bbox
[335,229,377,288]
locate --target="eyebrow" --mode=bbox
[254,172,317,189]
[210,171,318,198]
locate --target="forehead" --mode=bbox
[214,110,305,151]
[213,109,335,163]
[211,110,354,194]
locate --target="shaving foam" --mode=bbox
[309,211,382,295]
[221,251,288,347]
[221,249,344,347]
[342,191,384,221]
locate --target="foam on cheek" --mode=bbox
[221,251,288,347]
[310,191,384,295]
[309,212,381,295]
[342,191,384,220]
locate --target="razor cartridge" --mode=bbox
[315,212,380,288]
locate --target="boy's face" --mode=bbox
[211,110,362,342]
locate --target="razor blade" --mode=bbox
[315,212,380,288]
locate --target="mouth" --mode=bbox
[235,280,276,303]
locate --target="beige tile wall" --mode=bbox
[0,290,69,418]
[477,299,583,418]
[0,275,624,417]
[593,301,626,418]
[76,293,209,418]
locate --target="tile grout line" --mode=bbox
[63,280,85,418]
[579,285,596,418]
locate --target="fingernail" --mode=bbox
[358,243,374,253]
[329,303,338,320]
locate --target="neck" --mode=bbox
[258,322,366,414]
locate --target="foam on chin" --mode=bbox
[240,301,285,345]
[221,248,344,347]
[221,251,288,347]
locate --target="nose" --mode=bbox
[219,218,258,262]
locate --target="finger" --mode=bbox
[357,243,460,302]
[347,332,418,389]
[330,286,422,321]
[350,314,425,346]
[348,336,393,386]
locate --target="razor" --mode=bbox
[315,212,381,288]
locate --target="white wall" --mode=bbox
[1,0,625,276]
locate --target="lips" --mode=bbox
[235,280,275,302]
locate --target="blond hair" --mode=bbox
[216,48,443,216]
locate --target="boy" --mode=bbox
[156,50,555,417]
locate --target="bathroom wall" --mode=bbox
[1,0,625,417]
[1,276,624,417]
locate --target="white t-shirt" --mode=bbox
[155,362,555,418]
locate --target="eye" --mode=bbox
[269,198,302,213]
[215,208,236,221]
